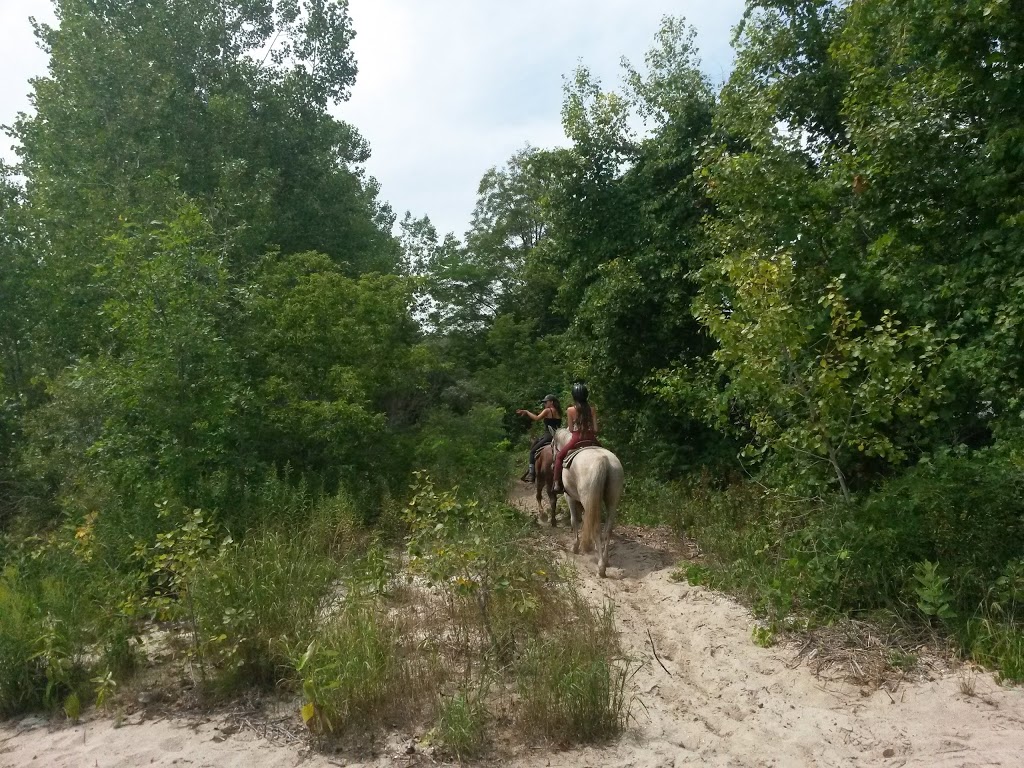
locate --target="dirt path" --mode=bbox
[3,489,1023,768]
[513,485,1024,768]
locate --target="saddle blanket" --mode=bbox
[563,442,602,471]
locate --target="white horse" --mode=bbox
[551,428,624,577]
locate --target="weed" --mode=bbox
[886,650,918,673]
[294,603,413,734]
[751,625,775,648]
[913,560,956,621]
[435,685,489,760]
[515,602,634,745]
[957,664,977,697]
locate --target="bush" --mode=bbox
[515,601,633,745]
[860,448,1024,612]
[403,473,561,661]
[0,545,138,717]
[294,603,414,734]
[189,529,340,694]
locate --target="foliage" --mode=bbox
[189,528,340,693]
[411,405,513,499]
[294,603,410,734]
[0,518,140,717]
[514,602,634,745]
[691,260,946,499]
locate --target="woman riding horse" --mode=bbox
[552,382,599,494]
[516,394,562,483]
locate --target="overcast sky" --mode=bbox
[1,0,747,239]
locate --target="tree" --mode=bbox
[532,18,721,469]
[11,0,397,367]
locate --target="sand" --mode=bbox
[3,488,1023,767]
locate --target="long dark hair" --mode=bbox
[547,397,562,418]
[571,382,593,432]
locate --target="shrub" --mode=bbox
[515,601,633,745]
[403,473,558,660]
[294,603,413,734]
[860,448,1024,612]
[189,529,339,694]
[0,550,138,716]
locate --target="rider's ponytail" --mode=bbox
[571,382,593,433]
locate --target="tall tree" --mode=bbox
[11,0,397,366]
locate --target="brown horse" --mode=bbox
[534,443,558,526]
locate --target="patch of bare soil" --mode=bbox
[3,485,1023,768]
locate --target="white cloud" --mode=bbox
[1,0,746,238]
[341,0,745,238]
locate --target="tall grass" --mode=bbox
[515,601,634,744]
[294,602,418,734]
[188,529,340,693]
[435,685,489,759]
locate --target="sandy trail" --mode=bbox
[513,485,1024,768]
[2,488,1023,767]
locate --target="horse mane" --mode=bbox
[552,426,572,451]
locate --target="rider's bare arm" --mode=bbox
[517,407,554,422]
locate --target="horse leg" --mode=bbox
[598,508,614,578]
[536,447,556,526]
[567,495,585,554]
[597,466,624,578]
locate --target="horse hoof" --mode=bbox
[598,566,607,578]
[572,542,581,554]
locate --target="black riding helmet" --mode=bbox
[571,382,589,403]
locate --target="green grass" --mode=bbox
[435,687,489,759]
[514,602,634,745]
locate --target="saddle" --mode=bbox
[562,440,602,472]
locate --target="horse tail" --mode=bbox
[581,456,607,553]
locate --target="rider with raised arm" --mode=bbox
[552,382,599,494]
[516,394,562,483]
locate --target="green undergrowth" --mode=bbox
[636,449,1024,682]
[288,473,635,752]
[1,471,632,757]
[0,467,378,715]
